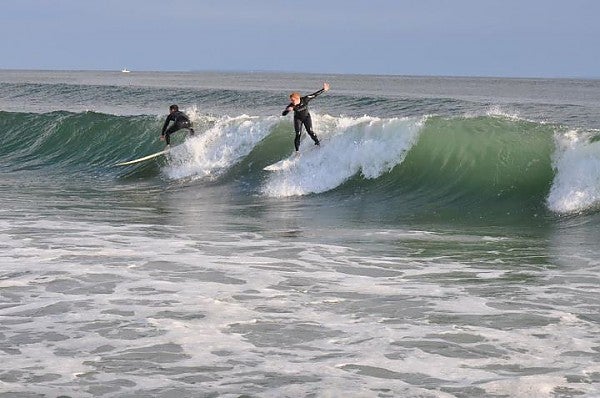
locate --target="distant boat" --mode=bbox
[121,68,130,73]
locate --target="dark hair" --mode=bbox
[169,104,179,111]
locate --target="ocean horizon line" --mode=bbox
[0,67,598,82]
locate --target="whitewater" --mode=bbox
[0,70,599,397]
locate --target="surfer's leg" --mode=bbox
[294,118,303,151]
[303,114,319,145]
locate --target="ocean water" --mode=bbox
[0,70,599,397]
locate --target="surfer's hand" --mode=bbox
[159,135,165,141]
[286,106,293,112]
[323,82,330,91]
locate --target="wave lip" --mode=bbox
[261,115,425,197]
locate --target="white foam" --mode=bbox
[485,105,522,121]
[547,129,600,213]
[163,114,278,180]
[262,115,425,197]
[2,215,599,396]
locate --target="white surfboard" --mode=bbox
[264,140,324,171]
[263,157,296,171]
[115,147,171,166]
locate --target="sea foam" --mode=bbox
[163,114,279,180]
[547,129,600,213]
[262,115,425,197]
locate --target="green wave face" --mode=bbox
[296,115,558,223]
[396,116,555,198]
[0,111,160,172]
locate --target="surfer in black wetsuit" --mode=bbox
[282,82,330,151]
[160,104,195,146]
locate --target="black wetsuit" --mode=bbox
[161,110,194,145]
[282,88,325,151]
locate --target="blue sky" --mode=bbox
[2,0,599,78]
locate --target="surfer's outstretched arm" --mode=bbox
[306,83,330,100]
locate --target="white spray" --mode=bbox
[262,115,425,197]
[547,129,600,213]
[163,114,279,181]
